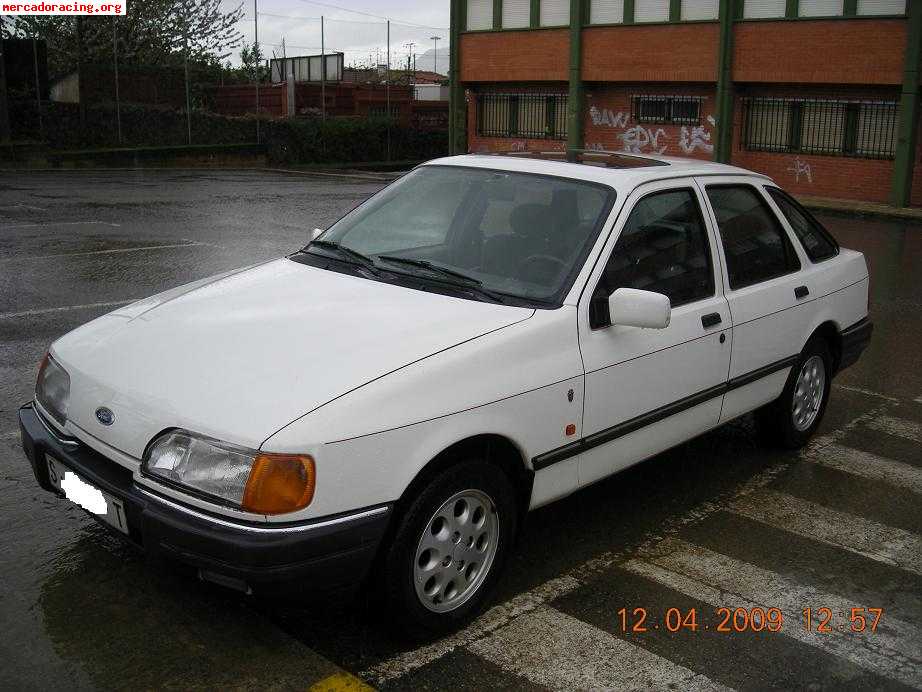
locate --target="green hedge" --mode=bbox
[8,100,447,164]
[264,117,447,165]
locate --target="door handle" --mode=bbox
[701,313,722,329]
[795,286,809,299]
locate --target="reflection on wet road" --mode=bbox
[1,170,921,690]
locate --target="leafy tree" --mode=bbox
[10,0,244,76]
[239,40,268,82]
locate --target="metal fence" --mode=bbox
[742,97,899,160]
[476,92,568,140]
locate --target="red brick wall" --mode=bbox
[582,24,719,83]
[460,30,569,82]
[729,93,895,203]
[584,84,717,160]
[733,19,905,85]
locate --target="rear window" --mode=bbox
[765,187,839,262]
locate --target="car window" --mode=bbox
[705,184,801,290]
[597,188,715,310]
[319,166,615,305]
[765,186,839,262]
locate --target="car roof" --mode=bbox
[422,152,773,194]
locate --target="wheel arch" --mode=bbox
[396,433,534,535]
[806,320,842,373]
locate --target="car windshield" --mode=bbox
[317,165,615,304]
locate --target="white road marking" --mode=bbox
[730,490,922,576]
[0,431,20,440]
[0,298,139,320]
[625,540,922,688]
[807,443,922,495]
[1,242,203,262]
[0,221,121,229]
[360,406,889,686]
[915,396,922,404]
[865,415,922,444]
[0,203,48,211]
[833,385,900,403]
[469,605,733,692]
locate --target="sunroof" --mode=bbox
[490,150,670,169]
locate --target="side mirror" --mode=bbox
[310,228,325,241]
[608,288,671,329]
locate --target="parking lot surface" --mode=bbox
[1,170,921,691]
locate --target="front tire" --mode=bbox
[381,460,517,639]
[755,337,832,449]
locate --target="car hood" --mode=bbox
[53,258,533,459]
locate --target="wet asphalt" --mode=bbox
[1,170,920,691]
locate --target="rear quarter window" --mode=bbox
[765,187,839,262]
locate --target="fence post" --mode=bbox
[183,17,192,146]
[0,17,8,144]
[32,38,44,142]
[113,17,122,144]
[321,16,326,121]
[891,0,922,207]
[254,0,260,143]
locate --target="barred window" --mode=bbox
[477,93,569,140]
[743,98,898,160]
[633,95,702,125]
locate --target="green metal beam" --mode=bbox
[567,0,584,158]
[494,0,503,29]
[624,0,635,24]
[669,0,682,22]
[785,0,798,18]
[449,0,467,155]
[531,0,540,27]
[843,0,857,16]
[891,0,922,206]
[714,0,735,163]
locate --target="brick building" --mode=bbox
[447,0,921,206]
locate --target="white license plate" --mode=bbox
[46,454,129,535]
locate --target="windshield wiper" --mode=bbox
[305,240,380,273]
[375,255,505,303]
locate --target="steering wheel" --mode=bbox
[517,254,568,283]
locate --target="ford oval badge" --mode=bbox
[95,407,115,426]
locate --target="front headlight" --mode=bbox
[36,353,70,426]
[143,430,315,515]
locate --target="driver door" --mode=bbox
[576,179,732,487]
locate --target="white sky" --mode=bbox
[225,0,451,70]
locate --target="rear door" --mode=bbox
[697,177,812,422]
[573,178,732,487]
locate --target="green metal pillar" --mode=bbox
[567,0,584,158]
[891,0,922,207]
[714,0,735,163]
[449,0,467,155]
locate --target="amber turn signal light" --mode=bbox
[242,453,315,515]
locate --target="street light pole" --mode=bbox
[430,36,440,75]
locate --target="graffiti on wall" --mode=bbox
[588,103,717,157]
[679,116,716,155]
[619,126,669,154]
[589,106,629,129]
[787,157,814,184]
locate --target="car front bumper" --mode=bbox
[19,402,391,597]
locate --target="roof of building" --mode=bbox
[424,152,770,192]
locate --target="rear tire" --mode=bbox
[381,460,517,640]
[755,338,832,449]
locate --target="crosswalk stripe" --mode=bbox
[468,605,733,692]
[624,540,922,689]
[729,490,922,576]
[807,443,922,495]
[865,415,922,443]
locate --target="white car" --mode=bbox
[20,152,872,636]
